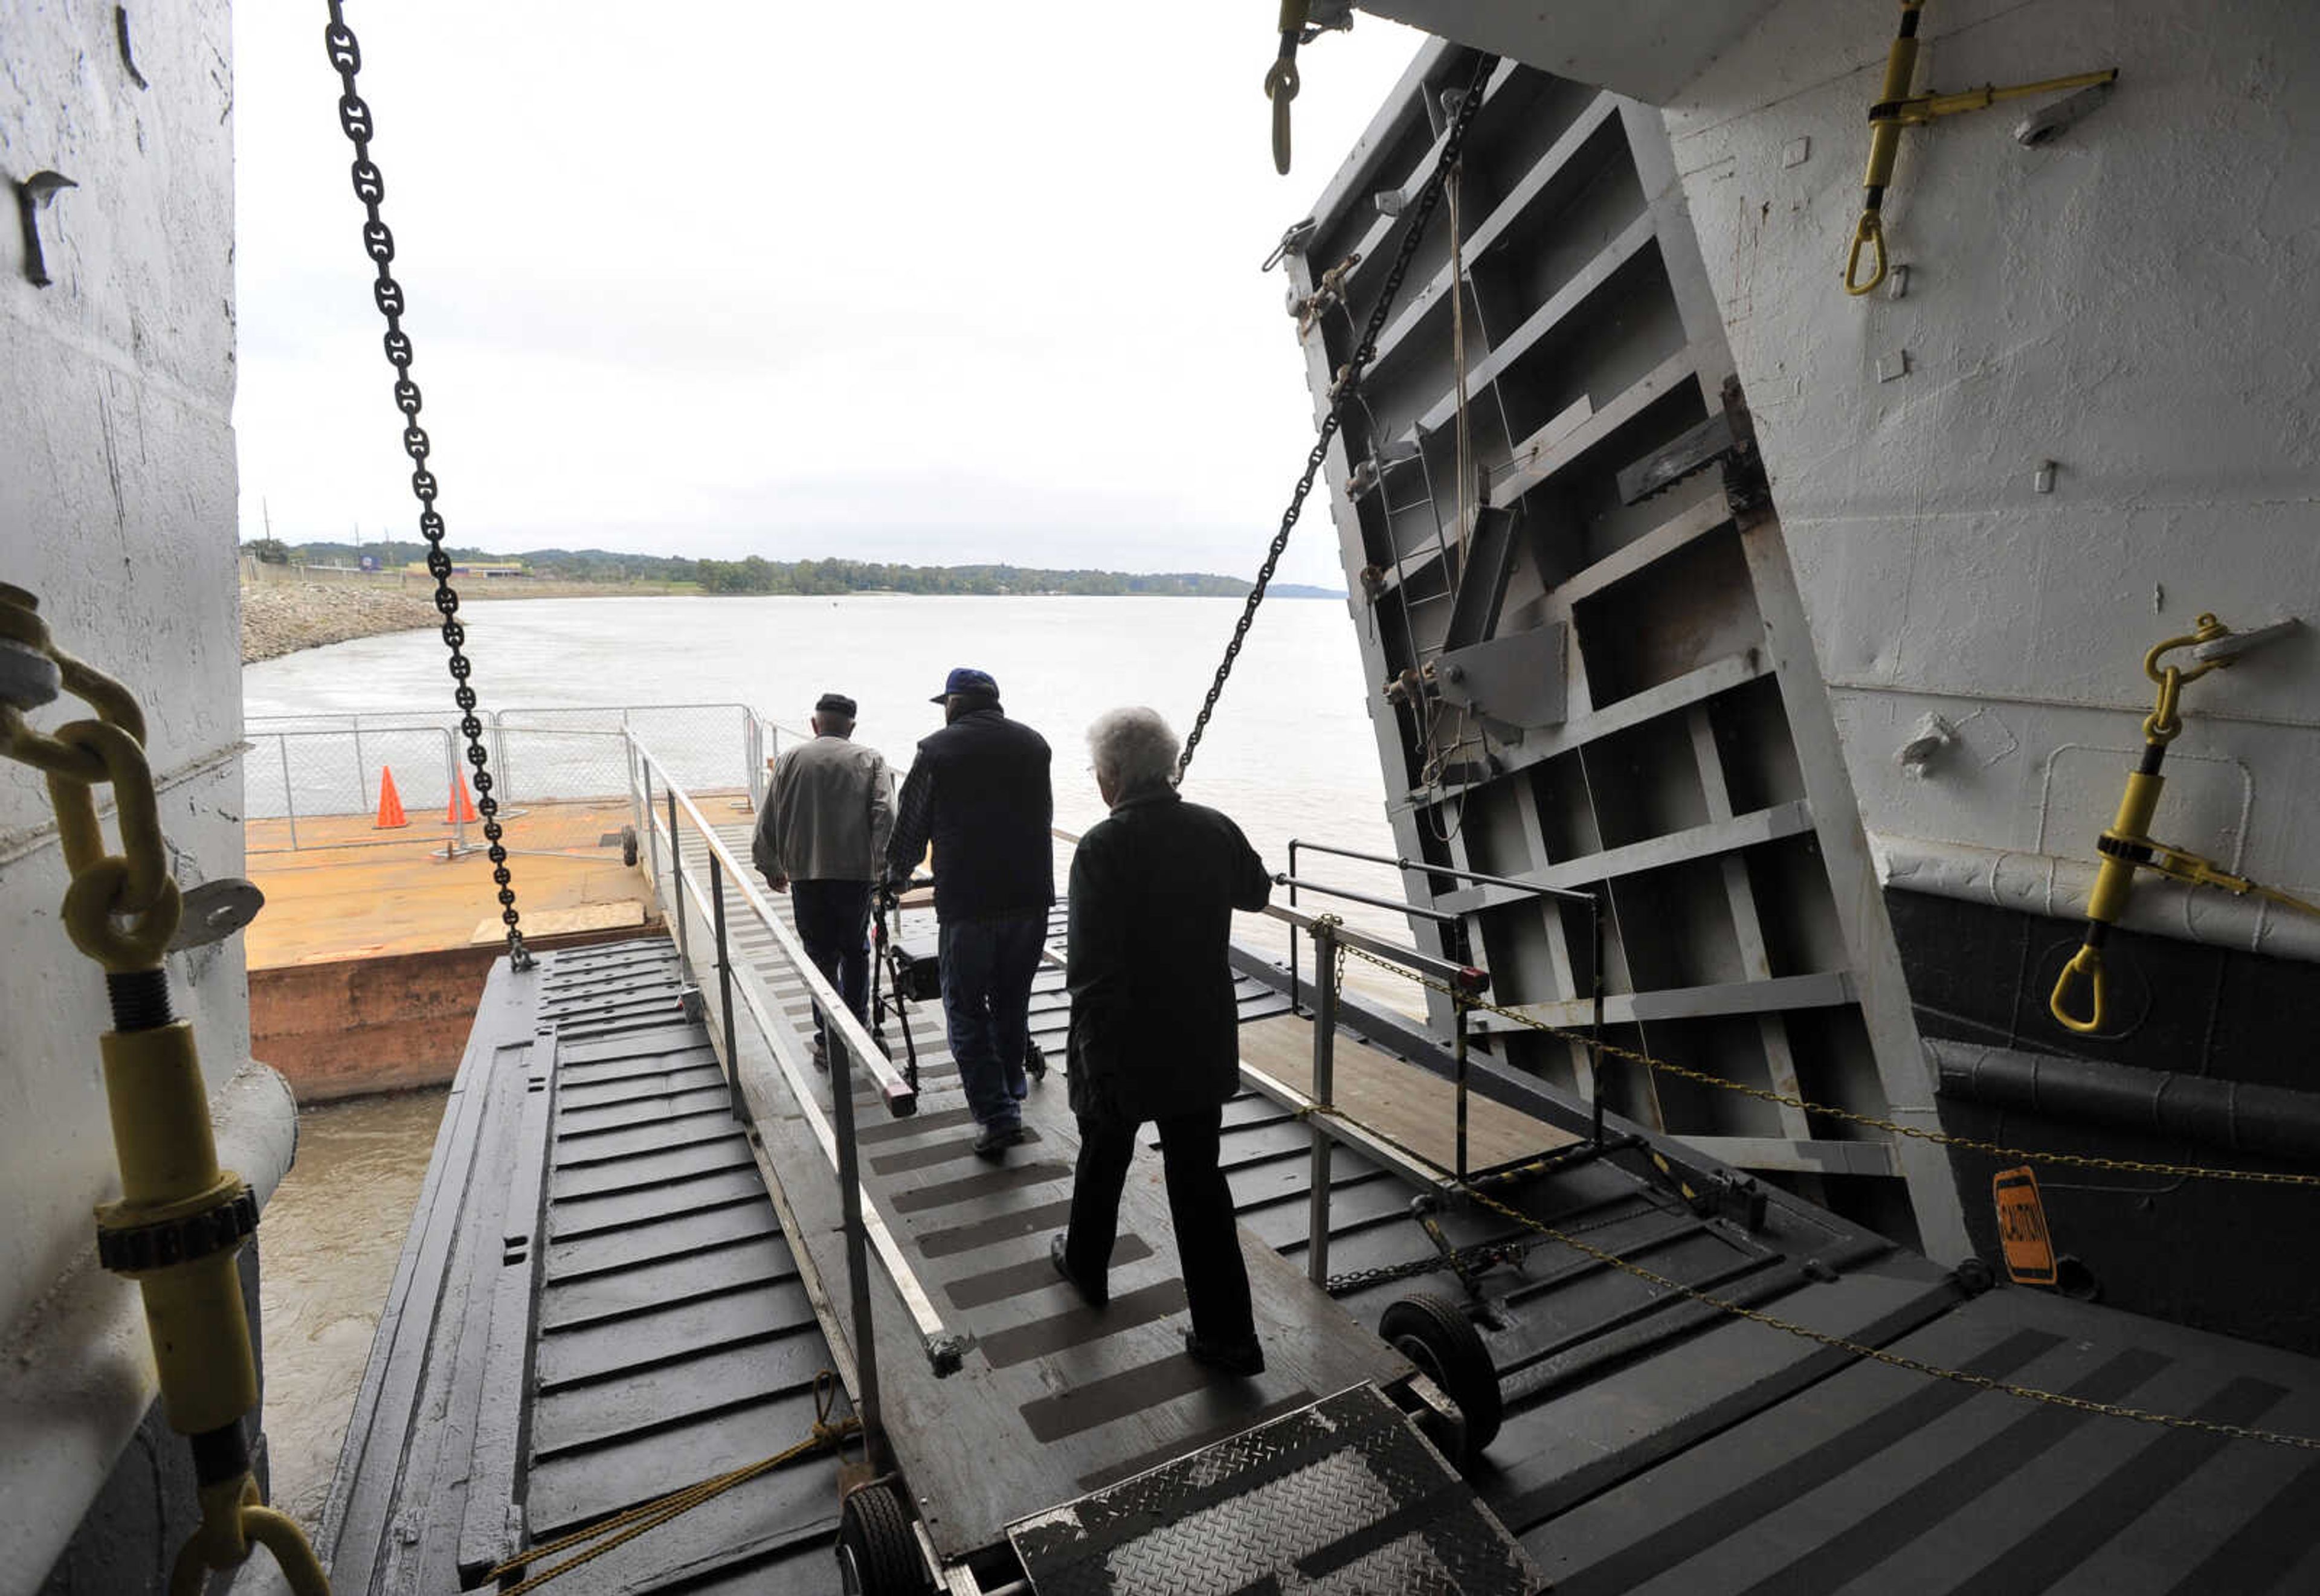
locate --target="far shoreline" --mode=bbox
[240,578,1346,664]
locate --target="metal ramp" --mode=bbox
[318,938,849,1595]
[651,806,1545,1590]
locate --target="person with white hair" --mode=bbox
[1051,706,1273,1376]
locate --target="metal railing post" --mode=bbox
[828,1025,886,1469]
[667,787,688,967]
[1590,887,1607,1146]
[1453,997,1471,1182]
[1287,838,1301,1017]
[710,852,740,1119]
[642,763,662,905]
[280,737,299,852]
[352,724,366,817]
[490,710,512,807]
[445,729,468,856]
[1306,918,1338,1289]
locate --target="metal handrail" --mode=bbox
[1271,871,1461,927]
[1282,834,1610,1146]
[633,738,914,1113]
[1286,836,1599,904]
[628,736,965,1459]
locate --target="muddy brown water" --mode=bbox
[259,1087,449,1527]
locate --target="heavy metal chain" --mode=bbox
[1341,940,2320,1189]
[1304,944,2320,1449]
[321,2,531,970]
[1324,1238,1532,1297]
[1176,53,1500,784]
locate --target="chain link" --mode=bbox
[1324,1238,1533,1296]
[1338,940,2320,1188]
[322,3,531,971]
[1176,53,1500,784]
[1301,939,2320,1449]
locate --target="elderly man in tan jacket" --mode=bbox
[752,692,894,1066]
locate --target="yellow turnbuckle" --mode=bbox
[1844,1,2117,294]
[2049,613,2319,1035]
[1,585,329,1595]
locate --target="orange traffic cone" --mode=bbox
[446,771,478,824]
[374,766,409,829]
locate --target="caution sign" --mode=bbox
[1993,1165,2057,1285]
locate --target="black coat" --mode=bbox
[886,707,1053,922]
[1065,787,1271,1123]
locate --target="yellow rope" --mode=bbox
[488,1371,859,1594]
[1336,941,2320,1188]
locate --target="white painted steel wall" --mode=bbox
[1653,0,2320,940]
[0,2,292,1582]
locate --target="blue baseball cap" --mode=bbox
[931,666,999,703]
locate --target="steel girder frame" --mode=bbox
[1280,40,1970,1260]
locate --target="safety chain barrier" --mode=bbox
[1339,941,2320,1189]
[321,2,530,970]
[488,1372,860,1594]
[1176,50,1500,784]
[1301,942,2320,1452]
[1462,1177,2320,1451]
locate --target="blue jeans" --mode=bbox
[790,878,871,1047]
[939,913,1045,1130]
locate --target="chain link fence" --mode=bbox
[243,703,766,858]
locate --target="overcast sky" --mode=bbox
[231,2,1426,584]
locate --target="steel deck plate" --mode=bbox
[1009,1385,1542,1595]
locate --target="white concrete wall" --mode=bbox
[0,5,279,1573]
[1,0,245,1335]
[1659,0,2320,932]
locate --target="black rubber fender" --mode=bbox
[1381,1292,1503,1459]
[836,1480,930,1595]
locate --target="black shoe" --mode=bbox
[1184,1331,1265,1377]
[1050,1234,1107,1307]
[972,1121,1025,1159]
[809,1035,828,1072]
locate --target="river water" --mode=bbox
[243,593,1403,878]
[247,593,1429,1522]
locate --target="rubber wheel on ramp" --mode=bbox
[837,1481,930,1595]
[1382,1293,1503,1460]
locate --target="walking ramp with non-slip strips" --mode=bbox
[316,930,1543,1595]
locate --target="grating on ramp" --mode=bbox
[1008,1385,1543,1595]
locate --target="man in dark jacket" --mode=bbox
[884,668,1054,1156]
[1051,706,1272,1376]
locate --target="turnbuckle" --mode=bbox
[1844,1,2117,294]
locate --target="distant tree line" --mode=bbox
[239,541,1340,598]
[691,557,1254,597]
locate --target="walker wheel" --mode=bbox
[1381,1293,1503,1460]
[836,1481,930,1595]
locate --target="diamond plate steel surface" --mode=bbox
[1009,1386,1541,1594]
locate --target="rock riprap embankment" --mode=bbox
[241,582,440,664]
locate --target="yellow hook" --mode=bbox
[1843,210,1889,295]
[2048,944,2107,1034]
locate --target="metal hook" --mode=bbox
[1843,210,1888,295]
